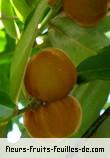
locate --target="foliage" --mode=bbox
[0,0,110,138]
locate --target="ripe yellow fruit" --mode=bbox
[24,48,77,102]
[24,96,82,138]
[63,0,108,27]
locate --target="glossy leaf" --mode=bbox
[48,15,110,137]
[77,46,110,83]
[48,16,110,65]
[10,0,49,103]
[49,16,110,56]
[73,81,110,137]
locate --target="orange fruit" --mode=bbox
[24,96,82,138]
[48,0,56,6]
[24,48,77,102]
[63,0,108,27]
[108,0,110,8]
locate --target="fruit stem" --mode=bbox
[16,100,42,115]
[0,99,42,124]
[82,107,110,138]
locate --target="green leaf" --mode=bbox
[0,53,12,65]
[0,64,10,92]
[48,17,110,66]
[95,15,110,34]
[1,0,20,39]
[92,116,110,137]
[73,80,110,137]
[10,0,49,103]
[0,121,13,138]
[0,91,15,109]
[25,0,40,8]
[0,122,9,138]
[0,105,13,120]
[77,46,110,83]
[11,0,32,22]
[0,29,7,52]
[48,15,110,138]
[3,121,13,138]
[0,91,15,122]
[4,32,16,53]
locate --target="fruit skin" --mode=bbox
[108,0,110,8]
[24,48,77,102]
[24,96,82,138]
[48,0,56,6]
[63,0,108,27]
